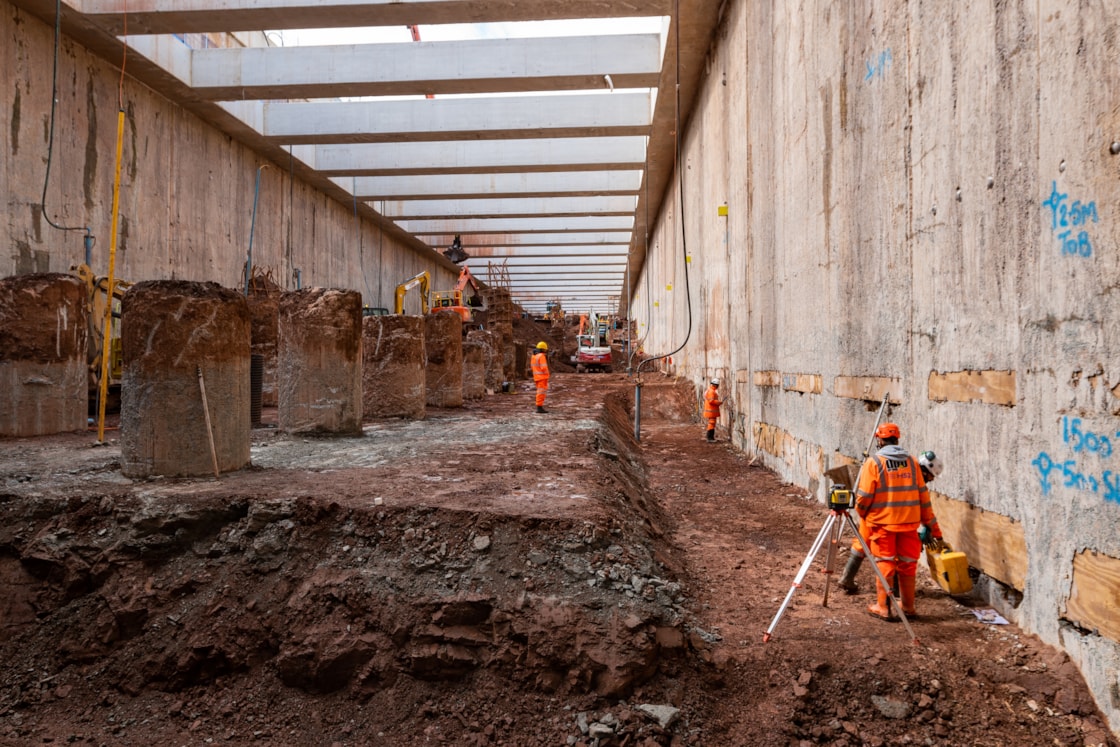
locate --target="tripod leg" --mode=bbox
[821,515,844,607]
[843,513,920,645]
[763,514,836,642]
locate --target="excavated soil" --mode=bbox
[0,372,1117,747]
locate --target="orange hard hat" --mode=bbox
[875,422,900,439]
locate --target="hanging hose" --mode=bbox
[245,165,266,295]
[633,0,693,442]
[41,0,93,251]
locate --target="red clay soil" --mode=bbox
[0,372,1116,747]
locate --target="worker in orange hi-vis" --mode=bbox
[854,422,943,621]
[838,449,945,595]
[702,378,721,442]
[531,341,550,414]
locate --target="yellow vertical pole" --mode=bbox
[96,109,126,443]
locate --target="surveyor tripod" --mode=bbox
[762,489,920,645]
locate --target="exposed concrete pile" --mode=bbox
[0,273,89,437]
[482,287,516,381]
[120,280,250,478]
[462,339,486,400]
[278,288,363,435]
[362,315,425,419]
[466,328,504,391]
[424,312,463,408]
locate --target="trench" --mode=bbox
[0,376,714,744]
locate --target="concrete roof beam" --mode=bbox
[380,196,638,219]
[262,92,653,144]
[312,137,649,176]
[189,34,662,99]
[351,171,643,200]
[81,0,673,35]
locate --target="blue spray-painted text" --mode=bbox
[865,49,892,83]
[1041,181,1099,257]
[1032,417,1120,503]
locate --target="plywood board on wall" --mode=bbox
[833,376,900,403]
[1064,550,1120,643]
[928,370,1016,406]
[929,492,1027,590]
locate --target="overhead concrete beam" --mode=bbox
[381,196,638,219]
[497,272,625,281]
[352,171,643,200]
[437,237,632,249]
[262,93,652,144]
[454,246,631,258]
[313,137,649,176]
[80,0,673,35]
[464,257,626,268]
[190,35,662,99]
[396,217,633,234]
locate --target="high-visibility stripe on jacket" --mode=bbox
[855,452,938,533]
[531,351,549,383]
[703,385,721,419]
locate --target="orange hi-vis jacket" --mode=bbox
[531,351,549,383]
[703,385,721,420]
[855,446,941,535]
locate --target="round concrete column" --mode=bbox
[425,312,463,408]
[278,288,363,435]
[120,280,251,478]
[0,273,89,436]
[362,314,425,419]
[462,340,486,400]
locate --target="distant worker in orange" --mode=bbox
[531,341,550,414]
[855,423,943,621]
[838,449,945,594]
[703,378,721,442]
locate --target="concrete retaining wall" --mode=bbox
[634,0,1120,731]
[0,1,456,308]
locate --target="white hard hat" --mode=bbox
[710,378,720,386]
[919,450,944,478]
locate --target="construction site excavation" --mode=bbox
[3,0,1120,745]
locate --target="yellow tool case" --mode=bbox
[926,547,973,595]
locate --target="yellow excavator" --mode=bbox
[393,271,430,314]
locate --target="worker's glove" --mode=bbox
[918,525,932,545]
[927,537,948,553]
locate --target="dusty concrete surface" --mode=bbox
[0,273,88,436]
[634,0,1120,729]
[425,311,464,408]
[278,289,363,435]
[466,328,505,392]
[119,280,250,478]
[462,339,486,400]
[0,374,1116,746]
[362,314,426,419]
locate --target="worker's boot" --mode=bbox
[706,429,715,442]
[866,578,896,621]
[536,405,547,414]
[837,554,863,594]
[898,574,918,618]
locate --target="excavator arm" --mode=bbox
[394,271,430,314]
